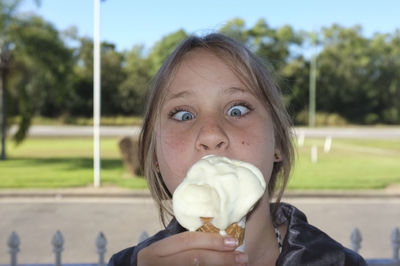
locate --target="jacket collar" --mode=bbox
[275,202,349,265]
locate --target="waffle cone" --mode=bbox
[197,217,245,246]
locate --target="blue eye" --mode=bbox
[172,110,194,121]
[227,105,250,117]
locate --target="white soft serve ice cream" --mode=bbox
[172,155,266,232]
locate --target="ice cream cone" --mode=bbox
[173,156,265,251]
[197,217,219,233]
[225,222,245,246]
[197,217,245,246]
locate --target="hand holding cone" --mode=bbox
[197,217,245,246]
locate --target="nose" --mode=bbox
[195,119,229,152]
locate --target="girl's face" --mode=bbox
[156,49,276,194]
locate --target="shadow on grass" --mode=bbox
[9,157,123,169]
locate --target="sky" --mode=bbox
[19,0,400,52]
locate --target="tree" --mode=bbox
[316,24,400,124]
[250,20,301,68]
[1,0,23,158]
[147,29,188,77]
[219,18,248,44]
[66,37,94,117]
[118,45,151,115]
[280,56,310,119]
[1,0,73,143]
[67,38,126,117]
[100,42,126,115]
[7,14,74,141]
[369,31,400,123]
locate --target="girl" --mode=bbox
[109,33,366,266]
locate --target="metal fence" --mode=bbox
[4,231,107,266]
[2,228,400,266]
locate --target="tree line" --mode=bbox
[1,2,400,142]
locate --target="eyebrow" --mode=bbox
[165,90,193,101]
[166,86,249,101]
[223,86,249,95]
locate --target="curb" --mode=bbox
[0,188,151,199]
[0,188,399,199]
[282,189,400,199]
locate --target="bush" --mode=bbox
[295,110,348,126]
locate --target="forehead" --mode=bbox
[155,48,270,115]
[165,49,252,96]
[174,50,234,81]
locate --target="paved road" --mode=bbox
[8,125,142,137]
[294,127,400,139]
[1,196,399,264]
[7,125,400,139]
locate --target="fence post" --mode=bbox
[311,145,318,163]
[350,228,362,253]
[392,227,400,260]
[324,136,332,153]
[96,232,107,266]
[8,231,20,266]
[298,133,305,147]
[52,230,64,266]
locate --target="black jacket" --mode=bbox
[108,203,366,266]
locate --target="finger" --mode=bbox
[139,249,246,266]
[148,231,239,257]
[168,249,245,266]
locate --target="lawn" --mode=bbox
[288,138,400,189]
[0,137,399,190]
[0,138,147,189]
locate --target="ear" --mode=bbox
[274,149,282,162]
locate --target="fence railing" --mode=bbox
[5,231,107,266]
[2,228,400,266]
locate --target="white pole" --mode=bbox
[297,133,305,147]
[93,0,101,187]
[311,145,318,163]
[324,136,332,153]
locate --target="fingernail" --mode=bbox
[235,253,248,264]
[224,237,238,247]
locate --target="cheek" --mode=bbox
[156,130,192,194]
[160,130,191,158]
[237,126,275,183]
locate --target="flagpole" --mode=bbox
[93,0,101,187]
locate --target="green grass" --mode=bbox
[288,138,400,189]
[0,137,399,190]
[0,138,147,189]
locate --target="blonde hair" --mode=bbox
[139,33,294,227]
